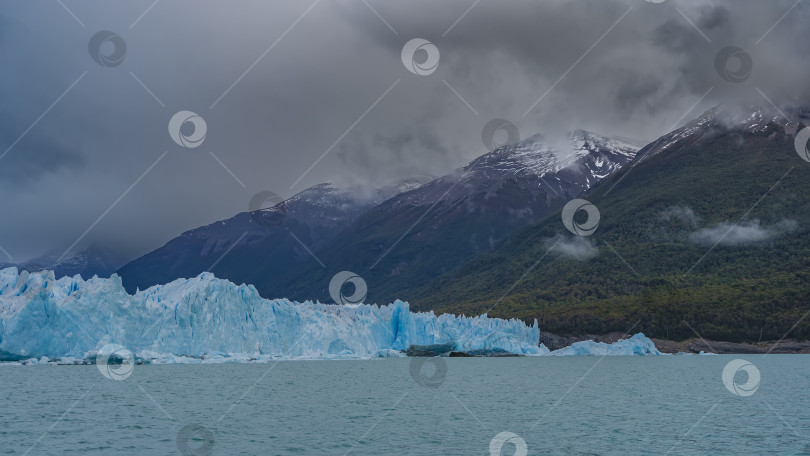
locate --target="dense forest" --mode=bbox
[409,120,810,342]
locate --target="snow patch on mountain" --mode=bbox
[400,130,642,207]
[636,105,799,165]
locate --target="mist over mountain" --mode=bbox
[118,128,642,301]
[117,178,432,293]
[3,0,810,261]
[0,245,125,279]
[407,106,810,342]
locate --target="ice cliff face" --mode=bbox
[0,268,542,360]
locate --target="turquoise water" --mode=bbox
[1,355,808,455]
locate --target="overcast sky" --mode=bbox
[1,0,808,262]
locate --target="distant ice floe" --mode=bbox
[549,333,662,356]
[0,268,660,363]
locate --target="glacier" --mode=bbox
[0,268,545,360]
[0,268,660,362]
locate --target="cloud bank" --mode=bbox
[0,0,808,261]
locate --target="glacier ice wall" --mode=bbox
[0,268,543,359]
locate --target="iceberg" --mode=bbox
[0,268,544,360]
[549,333,662,356]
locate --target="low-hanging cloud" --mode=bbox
[689,219,798,246]
[548,235,599,260]
[658,206,700,228]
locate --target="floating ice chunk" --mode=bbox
[375,349,406,358]
[550,333,662,356]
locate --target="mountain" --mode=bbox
[408,106,810,343]
[118,179,430,293]
[0,245,125,279]
[278,130,642,304]
[118,130,642,302]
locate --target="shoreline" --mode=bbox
[540,331,810,354]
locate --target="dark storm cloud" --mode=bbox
[0,0,808,262]
[0,124,84,183]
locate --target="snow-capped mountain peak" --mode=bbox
[636,105,807,165]
[398,129,643,206]
[0,245,125,280]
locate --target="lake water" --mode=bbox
[1,355,808,455]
